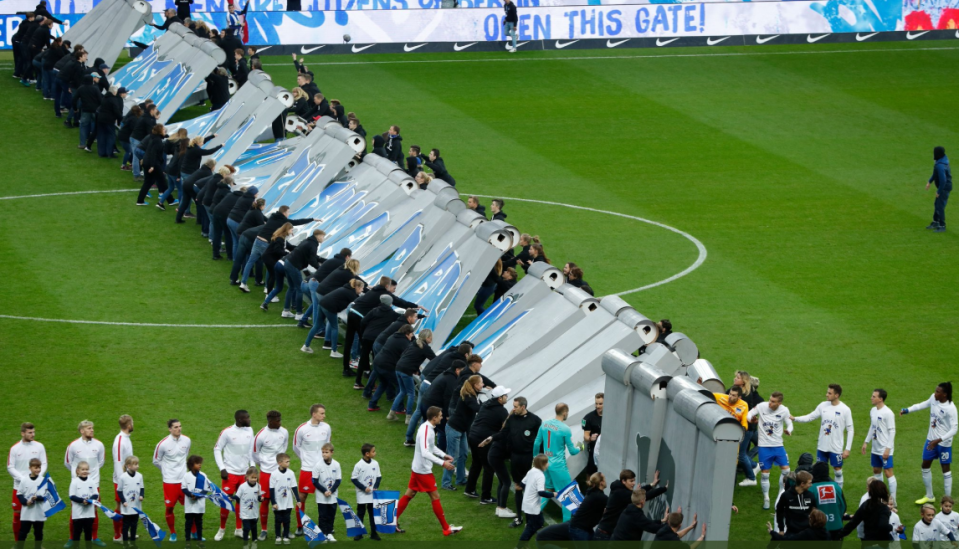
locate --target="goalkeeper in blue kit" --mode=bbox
[532,403,583,522]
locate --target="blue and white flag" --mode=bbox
[96,502,123,522]
[336,498,367,538]
[205,481,235,512]
[37,475,66,518]
[555,481,585,516]
[372,490,399,534]
[134,508,167,547]
[297,509,326,547]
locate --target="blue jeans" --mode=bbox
[242,239,269,285]
[391,372,416,414]
[130,137,142,177]
[442,425,468,488]
[739,429,758,480]
[60,86,74,123]
[120,140,133,166]
[504,22,517,48]
[42,68,55,98]
[318,305,338,352]
[263,262,287,305]
[160,174,181,204]
[53,78,66,116]
[404,380,430,441]
[569,526,593,541]
[473,283,496,315]
[230,236,262,284]
[935,190,950,227]
[368,367,397,409]
[96,123,116,158]
[226,218,241,257]
[299,280,318,325]
[282,261,303,313]
[79,112,95,146]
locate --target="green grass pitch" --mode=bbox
[1,40,959,543]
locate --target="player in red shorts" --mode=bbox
[395,406,463,536]
[152,419,192,542]
[110,415,134,542]
[292,405,331,536]
[213,410,255,541]
[252,410,289,541]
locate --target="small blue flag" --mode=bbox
[96,502,123,522]
[372,490,399,534]
[134,508,167,547]
[555,481,585,515]
[205,481,235,512]
[297,509,326,547]
[336,498,367,538]
[38,475,66,518]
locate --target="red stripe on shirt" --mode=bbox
[154,436,169,459]
[293,423,308,447]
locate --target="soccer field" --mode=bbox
[1,40,959,543]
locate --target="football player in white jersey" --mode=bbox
[791,384,854,489]
[746,391,793,510]
[213,410,254,541]
[861,389,897,501]
[902,382,957,504]
[252,410,289,540]
[111,415,134,543]
[153,419,192,542]
[8,422,47,540]
[292,405,331,536]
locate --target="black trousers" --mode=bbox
[510,452,533,519]
[137,168,168,203]
[489,445,511,508]
[466,440,494,499]
[342,311,362,372]
[241,518,258,541]
[175,184,197,222]
[122,514,139,542]
[316,503,336,536]
[184,513,203,541]
[274,508,291,538]
[73,517,93,541]
[355,338,375,383]
[18,520,44,541]
[355,503,378,537]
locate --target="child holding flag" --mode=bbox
[312,443,341,542]
[117,456,144,547]
[233,468,261,548]
[70,461,100,549]
[518,455,555,545]
[16,458,49,548]
[270,454,298,544]
[350,444,381,541]
[182,455,209,547]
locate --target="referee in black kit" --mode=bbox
[581,393,603,477]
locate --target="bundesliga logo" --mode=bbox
[817,485,836,504]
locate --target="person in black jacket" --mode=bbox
[370,135,387,158]
[768,508,831,541]
[353,295,398,385]
[838,480,892,541]
[344,277,423,377]
[239,206,319,290]
[259,223,296,306]
[130,104,159,180]
[466,196,487,219]
[229,199,267,283]
[611,485,667,541]
[653,512,704,544]
[232,49,249,87]
[424,149,455,187]
[59,49,87,128]
[136,124,169,207]
[308,256,362,343]
[297,71,320,103]
[176,158,213,224]
[570,473,609,540]
[174,0,193,23]
[477,396,540,522]
[151,9,183,31]
[405,145,423,178]
[279,229,326,319]
[490,199,506,221]
[367,325,414,412]
[473,260,502,315]
[420,360,467,457]
[226,186,258,258]
[300,250,355,333]
[210,179,240,259]
[302,279,363,355]
[445,375,484,492]
[385,126,403,166]
[450,356,496,401]
[494,267,517,302]
[774,470,814,535]
[465,387,510,503]
[116,102,139,171]
[179,135,221,180]
[86,85,124,157]
[26,17,52,83]
[307,93,331,123]
[366,311,418,398]
[594,470,664,540]
[503,0,518,52]
[389,330,437,422]
[42,37,66,100]
[74,74,101,150]
[421,343,472,384]
[204,67,231,111]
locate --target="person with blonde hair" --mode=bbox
[303,279,365,357]
[390,329,437,423]
[64,420,106,545]
[116,456,144,546]
[734,369,764,487]
[447,375,484,496]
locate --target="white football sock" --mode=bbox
[888,475,898,501]
[922,468,934,499]
[761,472,770,499]
[835,469,844,488]
[945,471,953,497]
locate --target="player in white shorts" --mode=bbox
[791,383,854,489]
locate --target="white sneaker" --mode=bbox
[495,507,517,518]
[259,531,268,541]
[281,310,295,318]
[295,313,304,321]
[301,345,314,354]
[113,537,123,543]
[251,541,257,549]
[214,529,226,541]
[264,287,269,294]
[275,538,282,545]
[739,478,757,487]
[283,538,291,545]
[330,351,344,358]
[234,529,244,538]
[239,283,250,293]
[326,535,336,543]
[271,296,280,303]
[444,526,463,536]
[763,496,770,510]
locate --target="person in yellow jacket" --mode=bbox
[714,386,749,430]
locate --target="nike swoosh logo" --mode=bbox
[403,43,426,52]
[515,41,530,49]
[453,42,477,51]
[300,45,324,54]
[706,36,729,45]
[856,32,878,41]
[555,40,579,48]
[907,30,929,40]
[606,39,629,48]
[351,44,374,53]
[756,35,779,44]
[656,37,680,46]
[257,46,272,53]
[806,33,829,42]
[956,29,959,38]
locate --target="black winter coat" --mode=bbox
[611,504,661,541]
[205,72,231,110]
[372,333,412,373]
[572,488,609,534]
[95,93,124,126]
[180,140,221,175]
[131,114,157,141]
[140,134,166,171]
[467,399,508,445]
[256,212,313,240]
[319,286,359,315]
[214,189,242,218]
[395,342,436,376]
[359,305,399,343]
[117,112,139,143]
[310,253,346,283]
[287,237,321,272]
[237,208,266,236]
[228,190,258,223]
[316,267,356,297]
[351,285,417,317]
[447,393,480,433]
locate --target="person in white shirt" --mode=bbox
[8,422,47,540]
[791,383,855,489]
[181,455,210,548]
[311,443,341,542]
[901,382,957,505]
[518,454,554,543]
[350,444,381,541]
[213,410,255,541]
[746,391,794,510]
[64,420,106,546]
[232,468,261,548]
[914,503,957,544]
[153,419,192,542]
[395,406,463,537]
[938,495,958,538]
[15,458,49,545]
[861,389,897,501]
[269,453,299,544]
[292,405,331,536]
[110,415,134,543]
[70,461,101,547]
[888,498,905,545]
[252,410,289,541]
[116,456,144,546]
